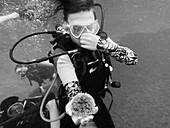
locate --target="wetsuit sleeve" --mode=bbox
[52,48,81,100]
[97,37,138,65]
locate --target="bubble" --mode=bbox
[0,0,62,61]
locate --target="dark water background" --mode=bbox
[0,0,170,127]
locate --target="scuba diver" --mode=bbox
[3,0,138,127]
[47,0,138,128]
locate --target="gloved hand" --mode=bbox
[65,93,98,125]
[80,33,100,51]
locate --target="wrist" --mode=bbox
[64,81,82,101]
[97,37,118,52]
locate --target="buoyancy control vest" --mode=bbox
[49,31,120,110]
[49,31,112,93]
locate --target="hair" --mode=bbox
[54,0,95,21]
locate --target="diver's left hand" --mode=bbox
[80,33,100,51]
[66,99,94,125]
[71,114,94,125]
[65,92,98,126]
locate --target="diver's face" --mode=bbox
[67,9,96,46]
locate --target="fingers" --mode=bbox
[80,33,91,41]
[80,33,99,42]
[80,115,94,126]
[71,115,94,126]
[71,115,82,125]
[80,39,91,45]
[80,40,96,51]
[80,34,99,51]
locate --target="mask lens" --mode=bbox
[70,21,100,38]
[7,102,24,117]
[70,25,84,38]
[87,21,99,35]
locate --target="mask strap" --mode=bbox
[94,3,105,31]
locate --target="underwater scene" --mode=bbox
[0,0,170,127]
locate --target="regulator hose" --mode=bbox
[9,31,68,64]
